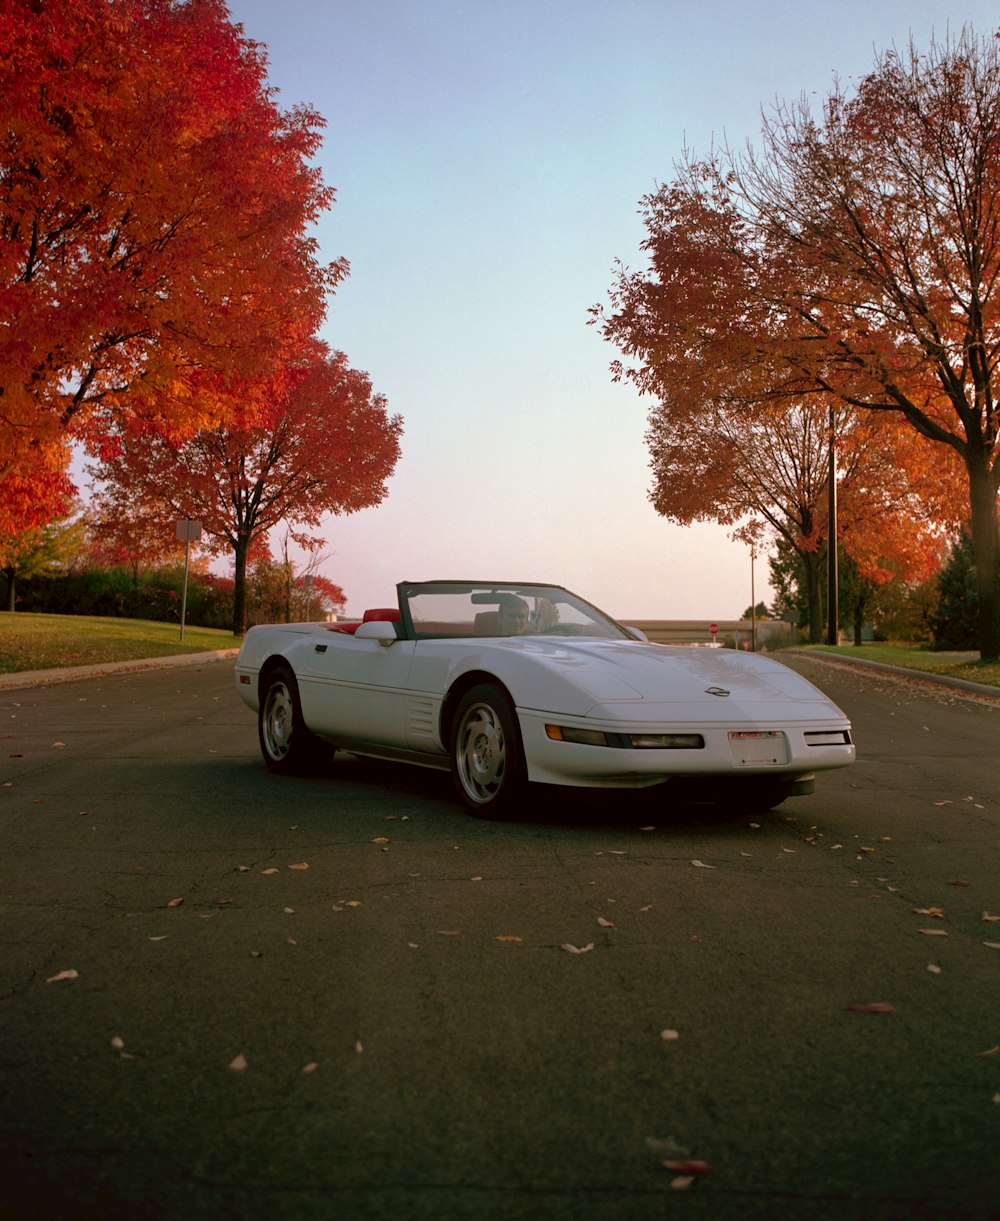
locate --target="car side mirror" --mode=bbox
[624,625,648,642]
[355,619,398,647]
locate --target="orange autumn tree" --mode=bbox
[594,29,1000,658]
[644,393,951,640]
[0,0,337,523]
[89,342,403,633]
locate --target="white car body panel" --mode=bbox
[235,582,855,800]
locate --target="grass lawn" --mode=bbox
[0,611,239,674]
[799,643,1000,689]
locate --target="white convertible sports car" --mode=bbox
[234,580,855,815]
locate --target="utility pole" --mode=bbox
[827,407,838,646]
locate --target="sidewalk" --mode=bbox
[786,648,1000,701]
[0,648,240,690]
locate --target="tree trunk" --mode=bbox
[967,461,1000,661]
[232,533,250,636]
[3,568,14,612]
[853,602,864,647]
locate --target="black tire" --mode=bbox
[450,683,526,815]
[258,665,326,775]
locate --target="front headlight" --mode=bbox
[628,733,704,749]
[545,726,704,750]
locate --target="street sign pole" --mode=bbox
[175,520,203,642]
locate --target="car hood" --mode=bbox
[494,637,846,721]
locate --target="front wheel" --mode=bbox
[450,683,526,816]
[258,665,326,775]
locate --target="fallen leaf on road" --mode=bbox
[691,860,716,869]
[663,1160,709,1174]
[669,1175,696,1190]
[597,917,615,928]
[166,898,184,908]
[976,1046,999,1057]
[437,930,460,937]
[983,942,1000,950]
[982,913,1000,922]
[52,742,65,749]
[933,800,952,806]
[261,868,279,876]
[111,1036,125,1050]
[496,935,523,943]
[354,1041,363,1054]
[302,1062,319,1074]
[919,929,949,937]
[371,837,390,845]
[846,1003,896,1013]
[229,1053,248,1072]
[288,862,309,870]
[149,935,167,942]
[661,1029,680,1041]
[913,907,944,918]
[927,963,942,974]
[45,969,78,984]
[948,880,973,887]
[561,943,595,954]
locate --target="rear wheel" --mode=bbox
[258,665,326,775]
[450,683,526,816]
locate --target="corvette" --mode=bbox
[234,579,855,814]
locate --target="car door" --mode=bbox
[294,632,417,748]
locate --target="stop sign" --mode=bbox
[709,623,718,637]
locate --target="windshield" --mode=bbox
[399,582,631,640]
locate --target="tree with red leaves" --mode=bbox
[595,29,1000,657]
[0,0,338,529]
[89,342,402,633]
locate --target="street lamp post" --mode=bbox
[827,406,838,647]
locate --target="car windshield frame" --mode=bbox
[396,581,633,641]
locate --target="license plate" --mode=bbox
[728,730,787,765]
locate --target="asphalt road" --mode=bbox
[1,655,998,1221]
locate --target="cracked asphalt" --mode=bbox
[1,655,999,1220]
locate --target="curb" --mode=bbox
[786,649,1000,702]
[0,649,240,691]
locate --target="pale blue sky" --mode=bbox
[225,0,998,618]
